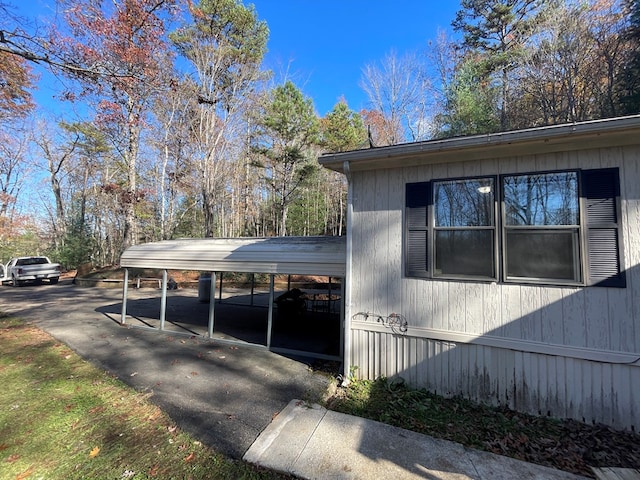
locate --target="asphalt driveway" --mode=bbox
[0,279,334,458]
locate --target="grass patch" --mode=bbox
[327,376,640,478]
[0,317,291,480]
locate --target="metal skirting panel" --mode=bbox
[350,329,638,431]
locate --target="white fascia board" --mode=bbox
[319,115,640,173]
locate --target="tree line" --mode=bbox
[0,0,638,269]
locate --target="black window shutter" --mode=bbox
[582,168,625,288]
[405,182,431,278]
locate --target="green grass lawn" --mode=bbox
[0,315,291,480]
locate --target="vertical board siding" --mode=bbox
[465,283,483,331]
[351,329,639,429]
[482,282,501,335]
[562,288,587,348]
[501,284,522,339]
[350,146,640,351]
[360,172,378,315]
[349,145,640,430]
[373,170,390,315]
[350,174,367,317]
[607,287,633,353]
[431,281,449,330]
[388,168,404,315]
[449,282,466,332]
[521,286,543,342]
[585,289,610,350]
[540,287,564,344]
[623,156,640,353]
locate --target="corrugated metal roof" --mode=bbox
[120,236,346,277]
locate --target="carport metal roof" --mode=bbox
[120,236,346,277]
[118,235,347,363]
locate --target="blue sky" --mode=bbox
[251,1,461,115]
[14,0,461,117]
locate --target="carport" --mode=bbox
[119,236,346,362]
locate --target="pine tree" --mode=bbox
[320,101,367,153]
[452,0,542,130]
[252,81,320,236]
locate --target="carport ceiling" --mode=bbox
[120,236,346,277]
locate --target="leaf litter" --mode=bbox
[327,377,640,478]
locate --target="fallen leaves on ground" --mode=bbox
[482,419,640,477]
[327,377,640,478]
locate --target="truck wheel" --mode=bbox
[11,276,21,287]
[49,278,59,285]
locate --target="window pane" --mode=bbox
[435,230,494,277]
[434,178,494,227]
[503,172,579,226]
[506,230,579,281]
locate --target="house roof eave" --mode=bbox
[319,115,640,173]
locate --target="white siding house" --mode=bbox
[319,116,640,430]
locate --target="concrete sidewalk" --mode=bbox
[245,400,588,480]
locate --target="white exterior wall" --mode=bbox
[348,145,640,430]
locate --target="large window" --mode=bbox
[405,168,625,287]
[503,172,581,283]
[433,178,495,279]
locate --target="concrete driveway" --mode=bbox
[0,279,334,458]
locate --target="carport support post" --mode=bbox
[267,274,274,348]
[250,273,255,306]
[120,268,129,324]
[208,271,216,338]
[339,278,345,359]
[159,269,168,330]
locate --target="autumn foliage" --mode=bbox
[0,51,34,121]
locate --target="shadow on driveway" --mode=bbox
[0,281,336,458]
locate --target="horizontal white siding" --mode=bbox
[348,145,640,429]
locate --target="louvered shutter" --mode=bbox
[582,168,625,288]
[405,182,431,278]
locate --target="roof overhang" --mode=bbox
[319,115,640,173]
[120,236,346,277]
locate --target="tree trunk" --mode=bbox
[124,103,141,249]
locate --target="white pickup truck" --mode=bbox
[0,256,62,286]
